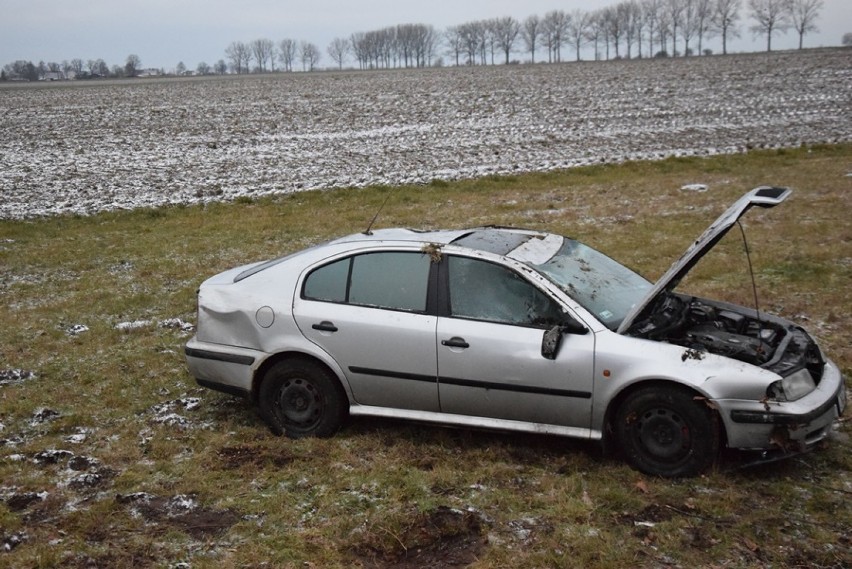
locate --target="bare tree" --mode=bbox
[350,27,395,68]
[680,0,700,55]
[69,58,84,76]
[542,10,570,62]
[521,15,542,62]
[787,0,823,49]
[483,19,500,64]
[396,24,416,67]
[604,6,626,58]
[225,41,251,74]
[7,60,38,81]
[694,0,716,53]
[587,10,608,60]
[843,32,852,46]
[327,37,350,69]
[387,23,437,67]
[712,0,742,53]
[457,21,484,65]
[125,54,141,77]
[567,9,592,61]
[278,39,297,72]
[444,27,463,66]
[666,0,687,55]
[412,24,438,67]
[251,38,275,72]
[175,61,186,75]
[197,61,211,75]
[748,0,790,51]
[492,16,521,64]
[300,41,321,71]
[214,59,228,74]
[642,0,664,56]
[622,1,643,58]
[351,32,369,68]
[657,10,673,55]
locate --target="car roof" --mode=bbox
[328,228,471,247]
[329,226,549,254]
[233,226,552,283]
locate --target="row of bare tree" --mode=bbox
[223,39,322,73]
[221,0,827,75]
[1,0,830,80]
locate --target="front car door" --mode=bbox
[436,255,595,430]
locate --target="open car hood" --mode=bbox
[617,186,792,334]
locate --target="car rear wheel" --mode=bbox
[614,386,720,477]
[259,360,347,438]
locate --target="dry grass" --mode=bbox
[0,144,850,568]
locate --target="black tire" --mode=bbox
[614,386,720,478]
[258,360,347,439]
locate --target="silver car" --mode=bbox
[185,187,846,477]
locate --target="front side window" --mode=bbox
[447,256,564,327]
[303,252,430,313]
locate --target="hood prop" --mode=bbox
[737,220,764,329]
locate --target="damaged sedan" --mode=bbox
[185,187,846,477]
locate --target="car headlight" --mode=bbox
[767,368,816,402]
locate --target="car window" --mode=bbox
[303,257,350,302]
[303,252,430,312]
[448,256,564,327]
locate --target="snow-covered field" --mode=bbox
[1,49,849,220]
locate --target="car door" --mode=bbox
[293,250,440,412]
[436,255,595,429]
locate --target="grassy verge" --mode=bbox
[1,144,850,568]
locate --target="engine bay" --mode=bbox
[628,293,822,377]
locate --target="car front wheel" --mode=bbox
[259,360,347,438]
[614,386,720,477]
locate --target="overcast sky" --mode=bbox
[2,0,849,70]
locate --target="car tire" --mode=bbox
[259,360,347,439]
[614,386,720,478]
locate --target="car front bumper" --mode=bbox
[717,358,847,450]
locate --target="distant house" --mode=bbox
[137,68,162,77]
[42,71,64,81]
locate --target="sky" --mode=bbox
[1,0,849,71]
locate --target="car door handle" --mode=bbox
[441,337,469,349]
[312,321,338,332]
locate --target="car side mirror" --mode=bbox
[541,318,587,360]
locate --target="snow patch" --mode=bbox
[0,369,37,386]
[65,324,89,336]
[114,319,154,331]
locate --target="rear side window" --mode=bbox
[303,258,349,302]
[303,252,430,312]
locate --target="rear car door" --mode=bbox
[293,250,440,412]
[436,255,595,429]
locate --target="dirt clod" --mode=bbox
[356,506,486,569]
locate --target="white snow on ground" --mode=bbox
[0,50,850,220]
